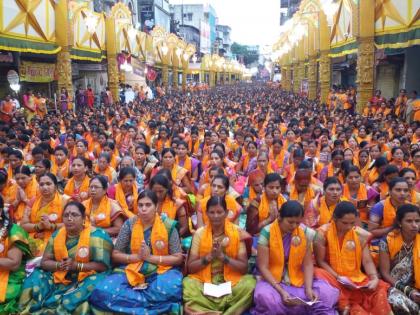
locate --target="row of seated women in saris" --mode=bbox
[0,189,419,315]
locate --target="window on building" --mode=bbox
[183,13,193,21]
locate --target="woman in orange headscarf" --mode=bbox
[183,196,255,315]
[315,201,392,315]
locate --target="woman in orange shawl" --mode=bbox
[183,196,255,315]
[319,150,345,183]
[372,165,399,201]
[150,174,188,237]
[389,147,409,171]
[197,174,242,228]
[235,141,258,176]
[314,201,392,315]
[252,200,339,314]
[19,201,112,314]
[379,204,420,314]
[21,173,70,256]
[108,167,139,218]
[357,149,371,179]
[399,168,420,206]
[0,195,31,314]
[175,140,200,183]
[89,190,184,314]
[197,166,225,200]
[51,146,70,185]
[64,157,90,202]
[10,166,38,223]
[94,153,117,184]
[152,148,194,194]
[0,169,17,208]
[308,177,344,228]
[83,176,124,238]
[269,139,289,173]
[246,173,287,236]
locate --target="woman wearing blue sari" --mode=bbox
[19,201,113,315]
[89,189,184,314]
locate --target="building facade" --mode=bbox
[171,3,217,55]
[0,0,198,100]
[216,25,232,58]
[274,0,420,111]
[280,0,301,25]
[138,0,171,33]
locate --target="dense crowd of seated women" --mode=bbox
[0,83,418,314]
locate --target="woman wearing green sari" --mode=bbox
[19,201,113,315]
[0,195,31,315]
[183,196,256,315]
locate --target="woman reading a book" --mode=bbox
[252,200,339,314]
[314,201,392,315]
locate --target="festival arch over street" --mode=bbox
[0,0,419,314]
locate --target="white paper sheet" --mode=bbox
[203,281,232,298]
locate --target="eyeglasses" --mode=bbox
[63,213,82,219]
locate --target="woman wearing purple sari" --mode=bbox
[252,200,339,315]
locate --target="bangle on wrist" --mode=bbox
[159,255,162,264]
[80,263,84,272]
[126,254,130,264]
[55,262,59,270]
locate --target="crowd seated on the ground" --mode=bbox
[0,82,418,314]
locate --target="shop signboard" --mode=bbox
[20,61,56,83]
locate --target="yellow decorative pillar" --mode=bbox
[56,49,73,95]
[297,39,305,94]
[356,0,375,113]
[281,65,286,90]
[162,65,169,88]
[293,62,300,93]
[319,52,331,103]
[182,68,187,91]
[297,62,305,94]
[319,12,331,104]
[105,17,119,100]
[307,24,317,100]
[55,0,73,96]
[173,66,178,89]
[308,57,317,100]
[209,70,215,87]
